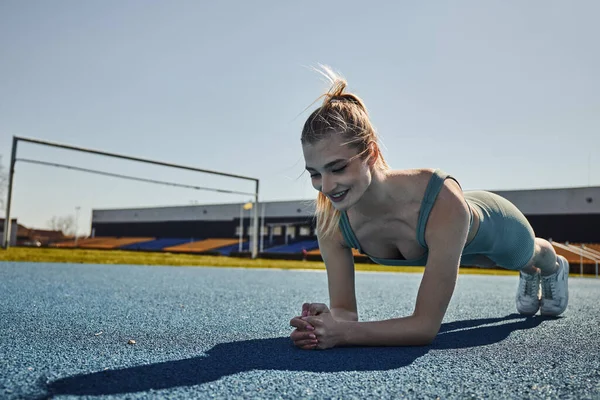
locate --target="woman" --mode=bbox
[289,67,569,350]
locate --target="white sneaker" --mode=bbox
[516,270,541,315]
[540,255,569,316]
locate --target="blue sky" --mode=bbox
[1,1,599,234]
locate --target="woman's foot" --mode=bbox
[516,269,541,315]
[540,255,569,316]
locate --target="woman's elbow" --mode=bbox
[418,331,437,346]
[414,323,440,346]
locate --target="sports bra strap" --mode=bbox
[339,211,362,253]
[416,169,450,248]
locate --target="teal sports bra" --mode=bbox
[338,169,473,266]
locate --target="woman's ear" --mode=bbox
[367,142,379,167]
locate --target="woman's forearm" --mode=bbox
[330,307,358,322]
[337,315,437,347]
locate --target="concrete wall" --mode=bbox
[491,186,600,215]
[92,200,316,223]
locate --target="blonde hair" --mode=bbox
[301,66,389,240]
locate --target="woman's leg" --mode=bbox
[463,191,567,315]
[518,238,569,316]
[520,238,558,276]
[516,238,555,315]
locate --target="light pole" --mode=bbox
[240,201,253,253]
[238,204,243,252]
[260,202,266,253]
[74,206,81,247]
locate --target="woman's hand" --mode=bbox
[290,303,319,350]
[290,303,343,350]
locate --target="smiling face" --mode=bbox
[299,70,391,238]
[303,134,373,211]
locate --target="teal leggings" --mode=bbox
[461,191,536,270]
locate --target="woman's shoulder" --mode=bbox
[388,167,437,180]
[386,168,438,199]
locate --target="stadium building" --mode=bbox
[87,199,318,256]
[79,185,600,260]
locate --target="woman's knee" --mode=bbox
[531,238,557,269]
[519,238,552,271]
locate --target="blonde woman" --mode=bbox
[289,67,569,350]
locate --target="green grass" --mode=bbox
[0,247,525,276]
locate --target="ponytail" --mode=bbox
[302,65,388,240]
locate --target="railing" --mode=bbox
[550,240,599,278]
[566,243,600,278]
[582,245,600,258]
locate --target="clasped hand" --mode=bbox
[289,303,341,350]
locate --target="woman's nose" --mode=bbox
[320,174,335,194]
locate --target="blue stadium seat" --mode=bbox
[212,241,251,255]
[120,238,198,251]
[264,240,319,254]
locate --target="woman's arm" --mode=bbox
[337,315,438,346]
[304,180,471,348]
[330,307,358,322]
[289,227,358,349]
[319,227,359,320]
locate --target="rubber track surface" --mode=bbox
[1,262,598,399]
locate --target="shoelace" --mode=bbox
[542,277,555,300]
[522,276,538,297]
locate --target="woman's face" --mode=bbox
[303,134,372,211]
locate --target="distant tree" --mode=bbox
[0,156,7,217]
[48,215,76,236]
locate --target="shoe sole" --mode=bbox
[517,308,539,316]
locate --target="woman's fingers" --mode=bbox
[302,302,328,316]
[291,325,318,350]
[309,303,329,315]
[290,328,316,342]
[294,338,319,348]
[290,316,314,331]
[302,303,310,317]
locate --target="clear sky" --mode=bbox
[1,1,599,235]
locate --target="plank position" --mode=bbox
[289,67,569,350]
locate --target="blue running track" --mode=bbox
[1,262,599,399]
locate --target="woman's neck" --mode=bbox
[349,167,399,218]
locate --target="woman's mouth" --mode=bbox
[328,189,349,203]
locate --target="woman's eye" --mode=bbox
[310,173,321,178]
[332,165,347,173]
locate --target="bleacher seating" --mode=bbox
[555,250,594,264]
[51,237,115,248]
[550,242,600,275]
[164,238,241,253]
[264,240,319,254]
[212,241,251,255]
[82,237,155,249]
[52,237,154,249]
[582,243,600,253]
[119,238,196,251]
[552,245,598,265]
[47,233,599,273]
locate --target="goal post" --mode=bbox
[2,136,261,258]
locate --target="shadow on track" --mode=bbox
[45,313,553,397]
